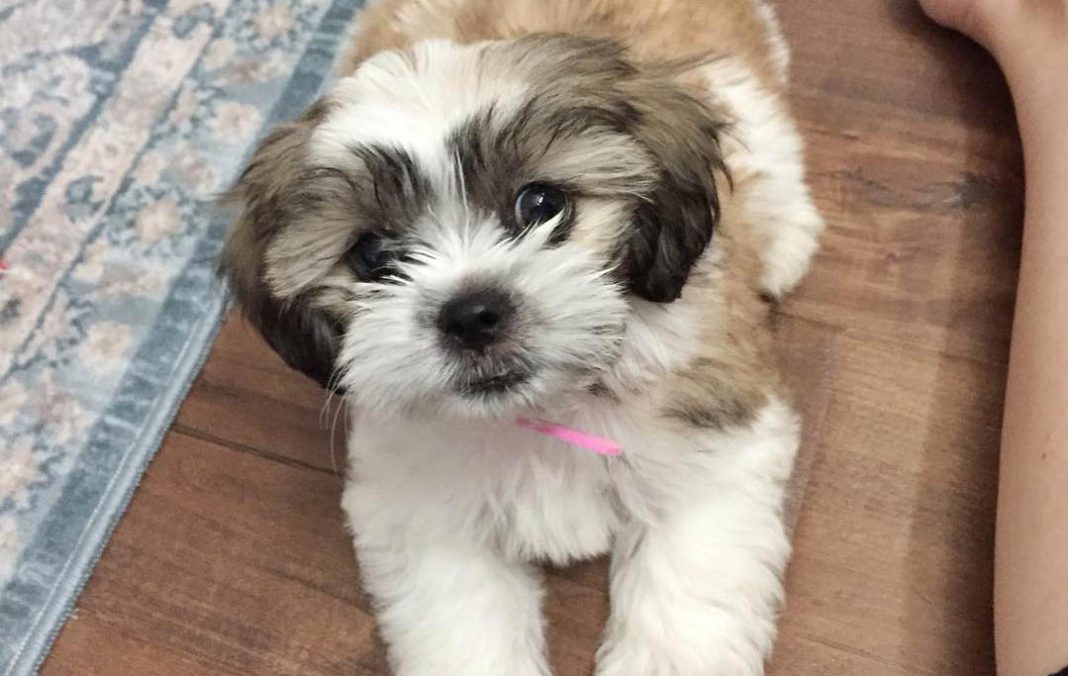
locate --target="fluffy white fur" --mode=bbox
[344,396,799,676]
[233,5,824,673]
[313,40,529,193]
[337,214,629,417]
[317,40,818,676]
[701,58,825,298]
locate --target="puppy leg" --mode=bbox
[729,98,824,300]
[748,166,825,301]
[704,59,825,299]
[343,490,549,676]
[596,401,799,676]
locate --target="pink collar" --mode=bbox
[514,417,622,456]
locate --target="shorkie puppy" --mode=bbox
[220,0,824,673]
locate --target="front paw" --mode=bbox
[595,634,766,676]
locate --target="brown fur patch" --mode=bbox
[651,176,783,430]
[218,102,351,388]
[438,35,727,297]
[341,0,783,92]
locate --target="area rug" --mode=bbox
[0,0,362,672]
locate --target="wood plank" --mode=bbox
[174,317,345,474]
[771,333,1000,675]
[43,431,382,676]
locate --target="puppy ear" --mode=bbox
[250,291,343,391]
[621,75,727,303]
[219,102,344,391]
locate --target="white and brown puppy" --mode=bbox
[221,0,823,674]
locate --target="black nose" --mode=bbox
[438,289,513,350]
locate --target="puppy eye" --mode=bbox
[514,184,571,229]
[345,232,396,281]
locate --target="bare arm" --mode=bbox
[918,2,1068,675]
[994,20,1068,676]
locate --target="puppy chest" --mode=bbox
[492,458,623,565]
[349,421,625,564]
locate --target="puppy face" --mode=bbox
[221,35,725,417]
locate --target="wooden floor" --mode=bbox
[41,2,1024,675]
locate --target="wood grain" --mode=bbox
[41,1,1022,674]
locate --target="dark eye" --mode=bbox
[514,184,571,229]
[345,232,396,281]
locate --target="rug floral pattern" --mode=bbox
[0,0,361,671]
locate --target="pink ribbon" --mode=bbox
[514,418,622,456]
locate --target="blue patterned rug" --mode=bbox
[0,0,362,672]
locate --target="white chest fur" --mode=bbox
[344,406,631,565]
[343,396,798,567]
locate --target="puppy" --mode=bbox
[221,0,824,673]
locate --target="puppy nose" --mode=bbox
[438,289,512,350]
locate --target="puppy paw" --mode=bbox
[758,207,824,300]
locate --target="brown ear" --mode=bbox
[621,75,726,303]
[246,290,343,391]
[218,103,344,391]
